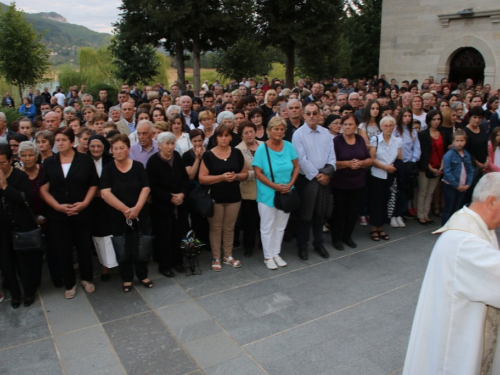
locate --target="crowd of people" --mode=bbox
[0,74,499,308]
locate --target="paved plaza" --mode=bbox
[0,219,443,375]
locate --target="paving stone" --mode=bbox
[183,332,243,369]
[0,299,50,349]
[103,311,197,375]
[137,277,190,309]
[204,355,266,375]
[0,338,62,375]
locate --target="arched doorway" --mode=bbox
[448,47,485,85]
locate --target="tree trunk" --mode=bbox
[285,46,295,89]
[18,85,23,104]
[175,41,186,91]
[192,34,201,95]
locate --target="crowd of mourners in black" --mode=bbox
[0,74,499,308]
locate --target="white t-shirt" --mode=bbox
[54,92,66,106]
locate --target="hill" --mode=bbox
[0,2,112,66]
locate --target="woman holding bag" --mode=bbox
[253,116,299,270]
[100,134,152,292]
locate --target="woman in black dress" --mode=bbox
[100,134,152,292]
[0,144,40,308]
[39,127,99,299]
[146,132,190,278]
[88,135,115,281]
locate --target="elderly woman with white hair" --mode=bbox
[368,115,402,242]
[207,111,241,150]
[146,132,190,277]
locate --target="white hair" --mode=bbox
[157,131,176,144]
[18,141,39,157]
[0,112,6,122]
[136,120,154,132]
[217,111,234,124]
[287,99,302,109]
[380,116,396,127]
[472,173,500,202]
[166,105,181,116]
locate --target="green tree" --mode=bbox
[109,36,160,85]
[0,3,50,99]
[213,38,274,81]
[255,0,342,88]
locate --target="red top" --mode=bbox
[429,134,444,168]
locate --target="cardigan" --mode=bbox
[235,140,262,200]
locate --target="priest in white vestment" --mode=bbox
[403,172,500,375]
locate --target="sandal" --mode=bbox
[379,231,390,241]
[370,231,380,241]
[140,279,153,288]
[212,259,222,272]
[223,256,242,268]
[80,280,95,293]
[65,285,77,299]
[123,283,132,293]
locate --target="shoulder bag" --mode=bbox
[264,143,300,213]
[11,193,46,252]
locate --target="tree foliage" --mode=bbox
[109,36,160,85]
[0,3,50,98]
[213,39,274,81]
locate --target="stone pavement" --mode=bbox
[0,219,440,375]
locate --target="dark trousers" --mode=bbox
[119,219,150,282]
[241,199,260,250]
[368,175,394,227]
[0,229,38,299]
[153,212,188,272]
[296,174,324,248]
[50,219,94,290]
[441,183,466,226]
[330,187,363,242]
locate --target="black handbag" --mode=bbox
[188,185,215,217]
[11,193,46,252]
[264,143,301,213]
[111,220,154,263]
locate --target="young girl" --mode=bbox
[441,129,474,225]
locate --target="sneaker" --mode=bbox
[264,258,278,270]
[396,216,406,227]
[359,216,368,226]
[273,255,287,267]
[390,217,399,228]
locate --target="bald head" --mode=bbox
[44,111,61,132]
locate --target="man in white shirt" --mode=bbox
[404,172,500,375]
[54,88,66,106]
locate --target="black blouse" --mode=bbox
[41,151,99,221]
[0,168,36,231]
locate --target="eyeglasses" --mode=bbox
[304,111,319,116]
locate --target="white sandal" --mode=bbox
[223,256,242,268]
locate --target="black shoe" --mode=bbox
[24,296,35,307]
[173,264,185,273]
[332,240,344,251]
[418,219,428,226]
[426,219,435,225]
[159,268,175,278]
[52,279,64,288]
[11,298,20,309]
[298,247,308,260]
[314,246,330,259]
[343,238,357,248]
[101,273,110,282]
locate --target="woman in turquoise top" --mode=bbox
[253,116,299,270]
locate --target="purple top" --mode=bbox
[331,134,371,189]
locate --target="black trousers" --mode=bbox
[368,175,394,227]
[153,211,188,272]
[330,187,364,242]
[50,219,94,290]
[0,228,39,299]
[119,219,150,282]
[241,199,260,250]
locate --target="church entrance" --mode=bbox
[448,47,485,86]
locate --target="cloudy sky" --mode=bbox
[15,0,121,33]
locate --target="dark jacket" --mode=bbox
[284,119,304,142]
[301,164,335,224]
[41,150,99,221]
[417,128,445,171]
[184,110,199,129]
[0,168,37,232]
[90,152,114,237]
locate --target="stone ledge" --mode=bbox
[438,9,500,28]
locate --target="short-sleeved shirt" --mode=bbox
[370,133,402,180]
[202,148,244,203]
[252,141,297,207]
[332,134,370,189]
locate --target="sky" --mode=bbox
[14,0,121,33]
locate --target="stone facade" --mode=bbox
[379,0,500,87]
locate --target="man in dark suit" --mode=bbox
[180,95,199,129]
[1,91,14,108]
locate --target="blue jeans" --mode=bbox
[441,183,466,226]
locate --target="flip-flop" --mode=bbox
[80,280,95,293]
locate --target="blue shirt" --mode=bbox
[129,140,159,167]
[252,141,297,207]
[393,127,421,163]
[292,122,336,180]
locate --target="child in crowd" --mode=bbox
[441,129,474,225]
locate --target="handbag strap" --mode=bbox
[264,143,275,183]
[20,192,40,229]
